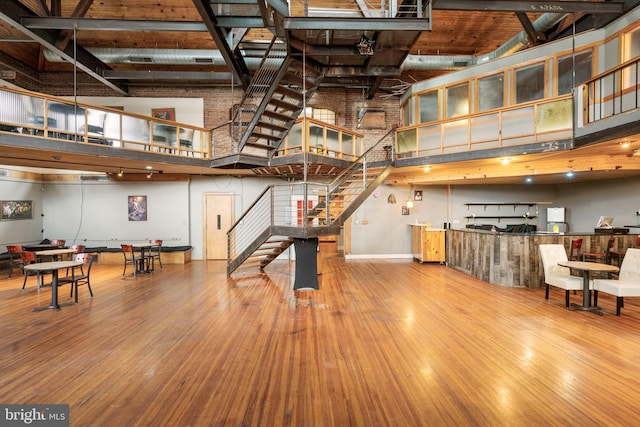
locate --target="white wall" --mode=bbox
[41,179,190,248]
[2,173,639,258]
[0,173,44,247]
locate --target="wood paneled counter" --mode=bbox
[410,225,445,263]
[446,229,639,288]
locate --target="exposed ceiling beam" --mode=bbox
[191,0,251,88]
[431,0,624,14]
[55,0,96,52]
[284,17,431,31]
[0,0,128,95]
[515,12,546,46]
[22,17,267,31]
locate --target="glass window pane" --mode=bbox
[478,74,504,111]
[558,50,592,95]
[419,91,438,123]
[625,26,640,61]
[446,83,469,118]
[403,98,414,126]
[515,63,545,104]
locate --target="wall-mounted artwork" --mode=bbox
[402,206,410,215]
[414,190,423,201]
[1,200,33,220]
[151,108,175,121]
[128,195,147,221]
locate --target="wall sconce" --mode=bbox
[146,172,153,179]
[118,168,123,177]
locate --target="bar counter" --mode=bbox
[446,228,639,288]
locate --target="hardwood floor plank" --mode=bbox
[2,259,640,426]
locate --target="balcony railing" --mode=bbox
[583,56,640,124]
[276,117,365,161]
[395,96,573,159]
[0,86,211,158]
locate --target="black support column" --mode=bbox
[293,237,319,290]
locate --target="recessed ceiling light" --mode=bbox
[525,177,533,183]
[501,158,511,165]
[620,141,631,148]
[423,166,431,172]
[566,171,574,178]
[146,165,153,170]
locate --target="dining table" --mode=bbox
[25,260,83,312]
[35,248,76,261]
[558,260,620,315]
[131,243,154,273]
[23,243,65,251]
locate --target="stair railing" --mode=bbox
[230,36,287,147]
[227,181,330,261]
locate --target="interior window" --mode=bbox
[303,107,336,125]
[446,82,469,118]
[478,74,504,112]
[515,63,545,104]
[419,90,438,123]
[558,50,592,95]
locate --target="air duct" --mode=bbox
[43,13,567,73]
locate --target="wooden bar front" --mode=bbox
[446,229,639,288]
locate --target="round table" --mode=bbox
[24,260,83,312]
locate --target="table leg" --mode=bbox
[570,271,603,315]
[33,270,76,312]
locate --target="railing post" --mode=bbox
[270,187,275,227]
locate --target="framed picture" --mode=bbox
[128,195,147,221]
[402,206,410,215]
[151,108,175,121]
[1,200,33,220]
[414,190,423,201]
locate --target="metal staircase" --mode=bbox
[231,37,326,159]
[227,129,396,276]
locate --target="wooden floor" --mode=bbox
[2,258,640,426]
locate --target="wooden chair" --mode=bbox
[593,248,640,315]
[569,238,583,260]
[148,240,163,270]
[121,244,147,277]
[6,245,23,278]
[20,251,49,290]
[539,244,586,308]
[582,237,615,265]
[58,253,96,303]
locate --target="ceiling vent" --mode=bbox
[194,57,213,64]
[127,56,153,63]
[80,175,111,181]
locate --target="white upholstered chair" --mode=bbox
[539,244,586,308]
[593,248,640,316]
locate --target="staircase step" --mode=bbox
[261,110,295,123]
[257,121,288,132]
[269,98,301,111]
[275,86,304,101]
[250,131,282,141]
